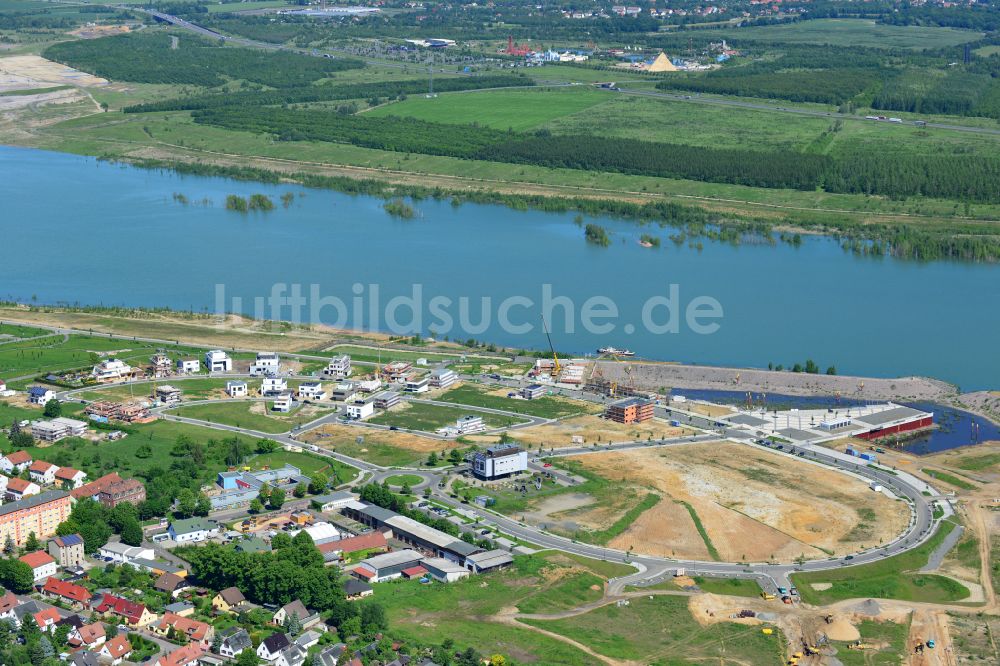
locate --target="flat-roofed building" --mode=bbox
[605,397,654,424]
[0,490,72,546]
[428,368,457,389]
[473,443,527,480]
[521,384,546,400]
[353,550,424,583]
[249,352,281,377]
[204,350,232,373]
[322,355,351,379]
[372,391,400,410]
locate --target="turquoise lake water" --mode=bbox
[1,146,997,390]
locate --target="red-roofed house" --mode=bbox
[100,635,133,666]
[68,622,106,649]
[0,450,32,474]
[42,577,93,607]
[153,612,214,645]
[19,550,56,582]
[93,594,157,628]
[5,476,41,501]
[154,643,205,666]
[54,466,87,489]
[0,590,18,621]
[29,460,58,485]
[71,472,122,501]
[33,606,60,632]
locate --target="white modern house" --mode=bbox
[472,443,527,480]
[297,382,326,401]
[322,355,351,379]
[249,352,281,377]
[346,400,374,420]
[261,377,288,396]
[272,393,293,413]
[404,377,430,394]
[92,359,132,382]
[428,368,457,389]
[98,542,154,565]
[176,359,200,374]
[167,518,220,543]
[204,350,233,373]
[226,381,248,398]
[27,386,56,406]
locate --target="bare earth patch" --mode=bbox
[568,442,909,562]
[507,414,689,449]
[302,422,447,453]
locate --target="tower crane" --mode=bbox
[541,315,561,378]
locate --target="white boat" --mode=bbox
[597,347,635,357]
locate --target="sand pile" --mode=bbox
[825,616,860,641]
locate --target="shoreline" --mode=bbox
[2,304,997,428]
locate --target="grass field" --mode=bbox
[692,576,762,597]
[369,402,524,432]
[0,323,51,339]
[832,619,910,666]
[792,520,970,604]
[721,19,983,49]
[367,87,609,131]
[524,594,785,664]
[324,437,430,467]
[438,384,595,419]
[383,473,423,488]
[248,450,355,482]
[172,401,331,434]
[374,551,633,663]
[921,467,978,491]
[78,377,260,402]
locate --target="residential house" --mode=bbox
[92,359,132,381]
[20,550,57,582]
[322,355,351,379]
[0,449,33,473]
[100,635,133,666]
[271,599,320,630]
[54,466,87,489]
[275,644,308,666]
[211,587,246,613]
[31,421,72,443]
[314,644,348,666]
[10,600,55,630]
[233,536,270,554]
[97,477,146,508]
[0,590,18,622]
[68,622,106,650]
[168,517,219,543]
[261,377,288,396]
[29,605,61,632]
[154,385,182,405]
[297,382,326,401]
[404,377,429,394]
[70,651,101,666]
[41,577,93,608]
[154,612,214,646]
[70,472,124,501]
[6,476,41,501]
[218,626,252,658]
[257,633,291,662]
[329,382,358,403]
[164,601,195,617]
[272,392,293,413]
[372,391,400,410]
[226,380,248,398]
[176,359,200,374]
[29,460,59,485]
[49,533,85,567]
[98,542,153,564]
[155,643,205,666]
[345,400,374,420]
[249,352,281,377]
[294,631,321,650]
[520,384,546,400]
[92,594,157,628]
[27,386,55,406]
[150,354,172,378]
[343,579,374,600]
[204,350,232,373]
[154,572,187,597]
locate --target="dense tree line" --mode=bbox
[124,74,533,113]
[192,107,831,190]
[359,482,461,536]
[44,31,364,88]
[825,151,1000,203]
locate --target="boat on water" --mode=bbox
[597,347,635,357]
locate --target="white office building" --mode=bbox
[472,443,527,480]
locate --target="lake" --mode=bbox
[2,146,998,391]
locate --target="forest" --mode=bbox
[191,105,1000,202]
[43,31,364,87]
[124,74,534,113]
[192,107,830,191]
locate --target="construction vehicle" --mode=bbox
[541,315,561,378]
[760,592,776,600]
[803,645,819,656]
[824,615,833,624]
[761,628,773,635]
[848,641,875,650]
[926,639,935,649]
[791,652,803,659]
